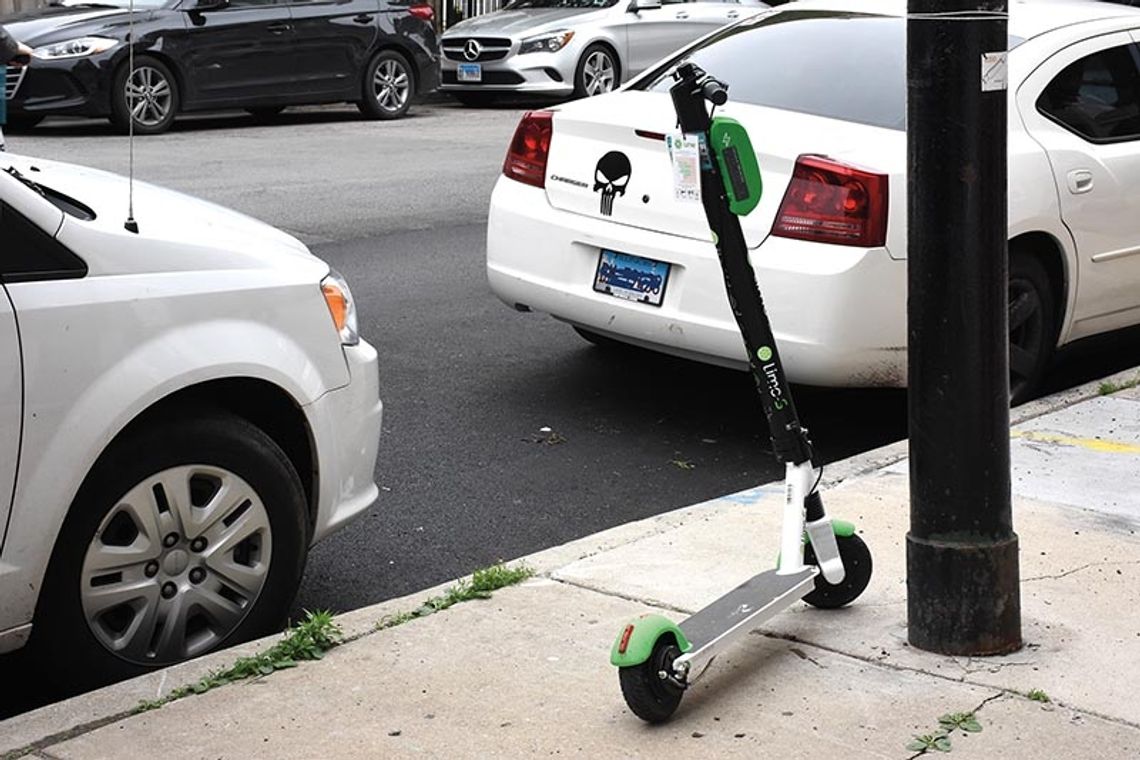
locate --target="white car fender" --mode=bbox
[1010,105,1081,346]
[0,290,346,635]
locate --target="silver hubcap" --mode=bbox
[373,59,410,112]
[125,66,173,127]
[583,51,615,96]
[80,465,273,665]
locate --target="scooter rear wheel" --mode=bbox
[803,533,873,609]
[618,636,685,723]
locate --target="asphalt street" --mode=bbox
[4,102,1139,714]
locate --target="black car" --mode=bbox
[1,0,440,134]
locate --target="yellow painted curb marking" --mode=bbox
[1011,430,1140,454]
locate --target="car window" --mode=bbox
[1036,43,1140,143]
[638,10,1024,131]
[0,201,88,284]
[227,0,280,6]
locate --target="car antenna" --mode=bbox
[123,0,139,234]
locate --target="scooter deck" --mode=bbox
[680,567,816,652]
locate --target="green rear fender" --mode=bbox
[610,614,691,667]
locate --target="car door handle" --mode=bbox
[727,9,739,17]
[1067,169,1094,194]
[353,13,375,23]
[266,22,291,34]
[675,11,689,18]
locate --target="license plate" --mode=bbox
[593,250,670,307]
[457,63,482,83]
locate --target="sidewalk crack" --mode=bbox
[1024,559,1140,582]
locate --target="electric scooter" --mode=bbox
[609,63,874,723]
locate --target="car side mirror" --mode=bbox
[629,0,663,12]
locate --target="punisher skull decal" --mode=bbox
[594,151,631,216]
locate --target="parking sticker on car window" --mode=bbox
[667,133,701,203]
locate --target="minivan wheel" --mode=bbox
[110,55,179,135]
[359,50,415,120]
[32,412,307,686]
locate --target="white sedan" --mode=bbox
[487,0,1140,404]
[0,153,382,687]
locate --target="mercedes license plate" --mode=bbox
[457,63,482,83]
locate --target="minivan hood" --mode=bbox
[2,154,318,276]
[444,7,601,38]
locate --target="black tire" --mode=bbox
[1008,253,1056,406]
[802,533,873,609]
[5,114,44,132]
[452,91,497,107]
[247,106,287,122]
[618,637,685,723]
[574,44,619,99]
[30,411,308,690]
[358,50,415,120]
[110,55,179,135]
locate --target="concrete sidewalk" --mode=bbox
[3,370,1140,759]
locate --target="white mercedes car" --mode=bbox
[440,0,769,104]
[0,153,382,687]
[487,0,1140,404]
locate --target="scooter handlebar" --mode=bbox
[701,78,728,106]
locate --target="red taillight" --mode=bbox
[771,155,888,248]
[503,110,553,188]
[409,4,433,20]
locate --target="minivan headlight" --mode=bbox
[32,36,120,60]
[519,30,574,55]
[321,270,360,346]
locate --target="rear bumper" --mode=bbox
[486,177,908,388]
[307,340,383,544]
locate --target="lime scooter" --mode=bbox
[609,63,874,723]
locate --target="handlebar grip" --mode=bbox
[702,79,728,106]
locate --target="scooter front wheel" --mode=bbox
[618,636,685,723]
[803,533,873,609]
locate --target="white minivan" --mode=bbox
[0,153,382,687]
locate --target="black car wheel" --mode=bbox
[110,55,179,135]
[574,44,619,98]
[31,412,308,688]
[1008,253,1056,405]
[359,50,415,120]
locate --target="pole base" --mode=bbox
[907,532,1022,655]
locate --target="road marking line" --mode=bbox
[1011,430,1140,454]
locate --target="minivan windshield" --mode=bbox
[641,11,1024,131]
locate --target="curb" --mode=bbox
[3,363,1138,756]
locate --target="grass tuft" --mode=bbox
[376,562,533,631]
[133,610,341,714]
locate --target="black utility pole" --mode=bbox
[906,1,1021,655]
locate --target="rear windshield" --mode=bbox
[641,11,1024,131]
